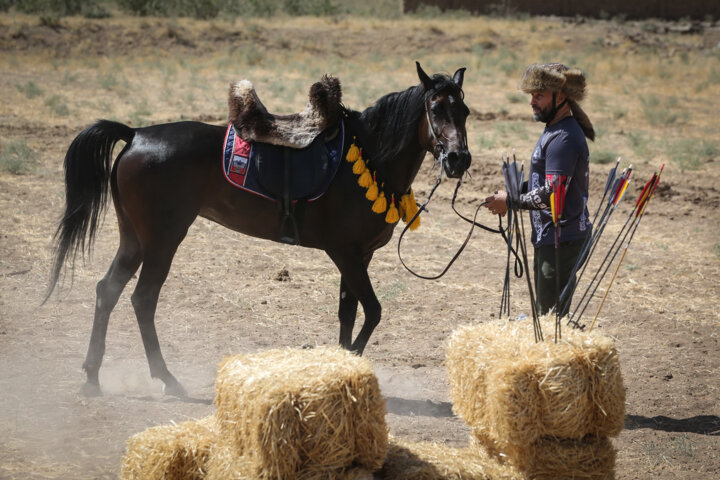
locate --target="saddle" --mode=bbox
[228,75,343,149]
[227,76,344,244]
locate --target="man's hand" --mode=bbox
[485,190,508,217]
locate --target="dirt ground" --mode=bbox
[1,13,719,480]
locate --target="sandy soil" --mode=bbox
[1,13,719,480]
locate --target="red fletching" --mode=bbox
[635,173,656,209]
[636,164,664,218]
[546,174,568,223]
[612,167,632,206]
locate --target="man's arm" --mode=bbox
[517,182,551,210]
[484,181,551,215]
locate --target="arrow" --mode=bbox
[588,164,664,331]
[592,158,620,225]
[569,167,662,327]
[500,154,543,342]
[548,173,570,342]
[559,165,632,323]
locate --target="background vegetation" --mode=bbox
[0,0,404,18]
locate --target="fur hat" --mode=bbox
[519,63,586,101]
[519,63,594,141]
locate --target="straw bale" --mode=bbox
[206,437,374,480]
[446,317,625,448]
[212,346,387,480]
[379,435,519,480]
[471,434,617,480]
[120,415,217,480]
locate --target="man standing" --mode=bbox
[485,63,595,316]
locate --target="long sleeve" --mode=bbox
[517,182,551,210]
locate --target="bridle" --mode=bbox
[397,95,523,280]
[424,97,447,163]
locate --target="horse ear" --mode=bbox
[416,61,434,91]
[453,67,466,89]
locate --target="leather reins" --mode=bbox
[396,100,523,281]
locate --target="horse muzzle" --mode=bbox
[442,150,471,178]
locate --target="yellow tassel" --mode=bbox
[365,175,379,201]
[401,191,421,230]
[357,169,372,188]
[408,213,421,230]
[372,190,387,214]
[353,157,366,175]
[346,140,360,162]
[385,195,400,223]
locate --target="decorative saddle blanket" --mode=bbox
[222,121,344,202]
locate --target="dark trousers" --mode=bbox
[533,237,586,317]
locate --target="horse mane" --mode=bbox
[359,73,462,167]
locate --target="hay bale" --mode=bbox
[120,415,217,480]
[210,346,387,480]
[378,435,519,480]
[471,434,617,480]
[446,317,625,448]
[206,438,375,480]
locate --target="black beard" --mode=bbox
[533,106,552,123]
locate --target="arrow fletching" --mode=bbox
[605,158,620,193]
[637,164,664,217]
[634,173,656,211]
[611,166,632,206]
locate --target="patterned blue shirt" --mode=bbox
[527,116,592,247]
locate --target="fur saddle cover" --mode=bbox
[222,120,345,202]
[228,75,343,149]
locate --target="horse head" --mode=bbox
[416,62,471,179]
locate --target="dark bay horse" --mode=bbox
[46,63,471,396]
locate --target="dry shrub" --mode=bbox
[120,415,217,480]
[379,435,519,480]
[446,317,625,449]
[209,346,387,480]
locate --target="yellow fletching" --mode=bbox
[346,142,360,162]
[550,192,557,223]
[372,191,387,213]
[617,178,631,204]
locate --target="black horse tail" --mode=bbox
[44,120,135,303]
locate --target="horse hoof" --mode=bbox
[162,380,187,398]
[80,382,103,397]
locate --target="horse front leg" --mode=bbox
[130,244,186,397]
[338,276,358,350]
[330,251,379,355]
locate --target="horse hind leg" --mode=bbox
[130,241,187,397]
[81,224,142,397]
